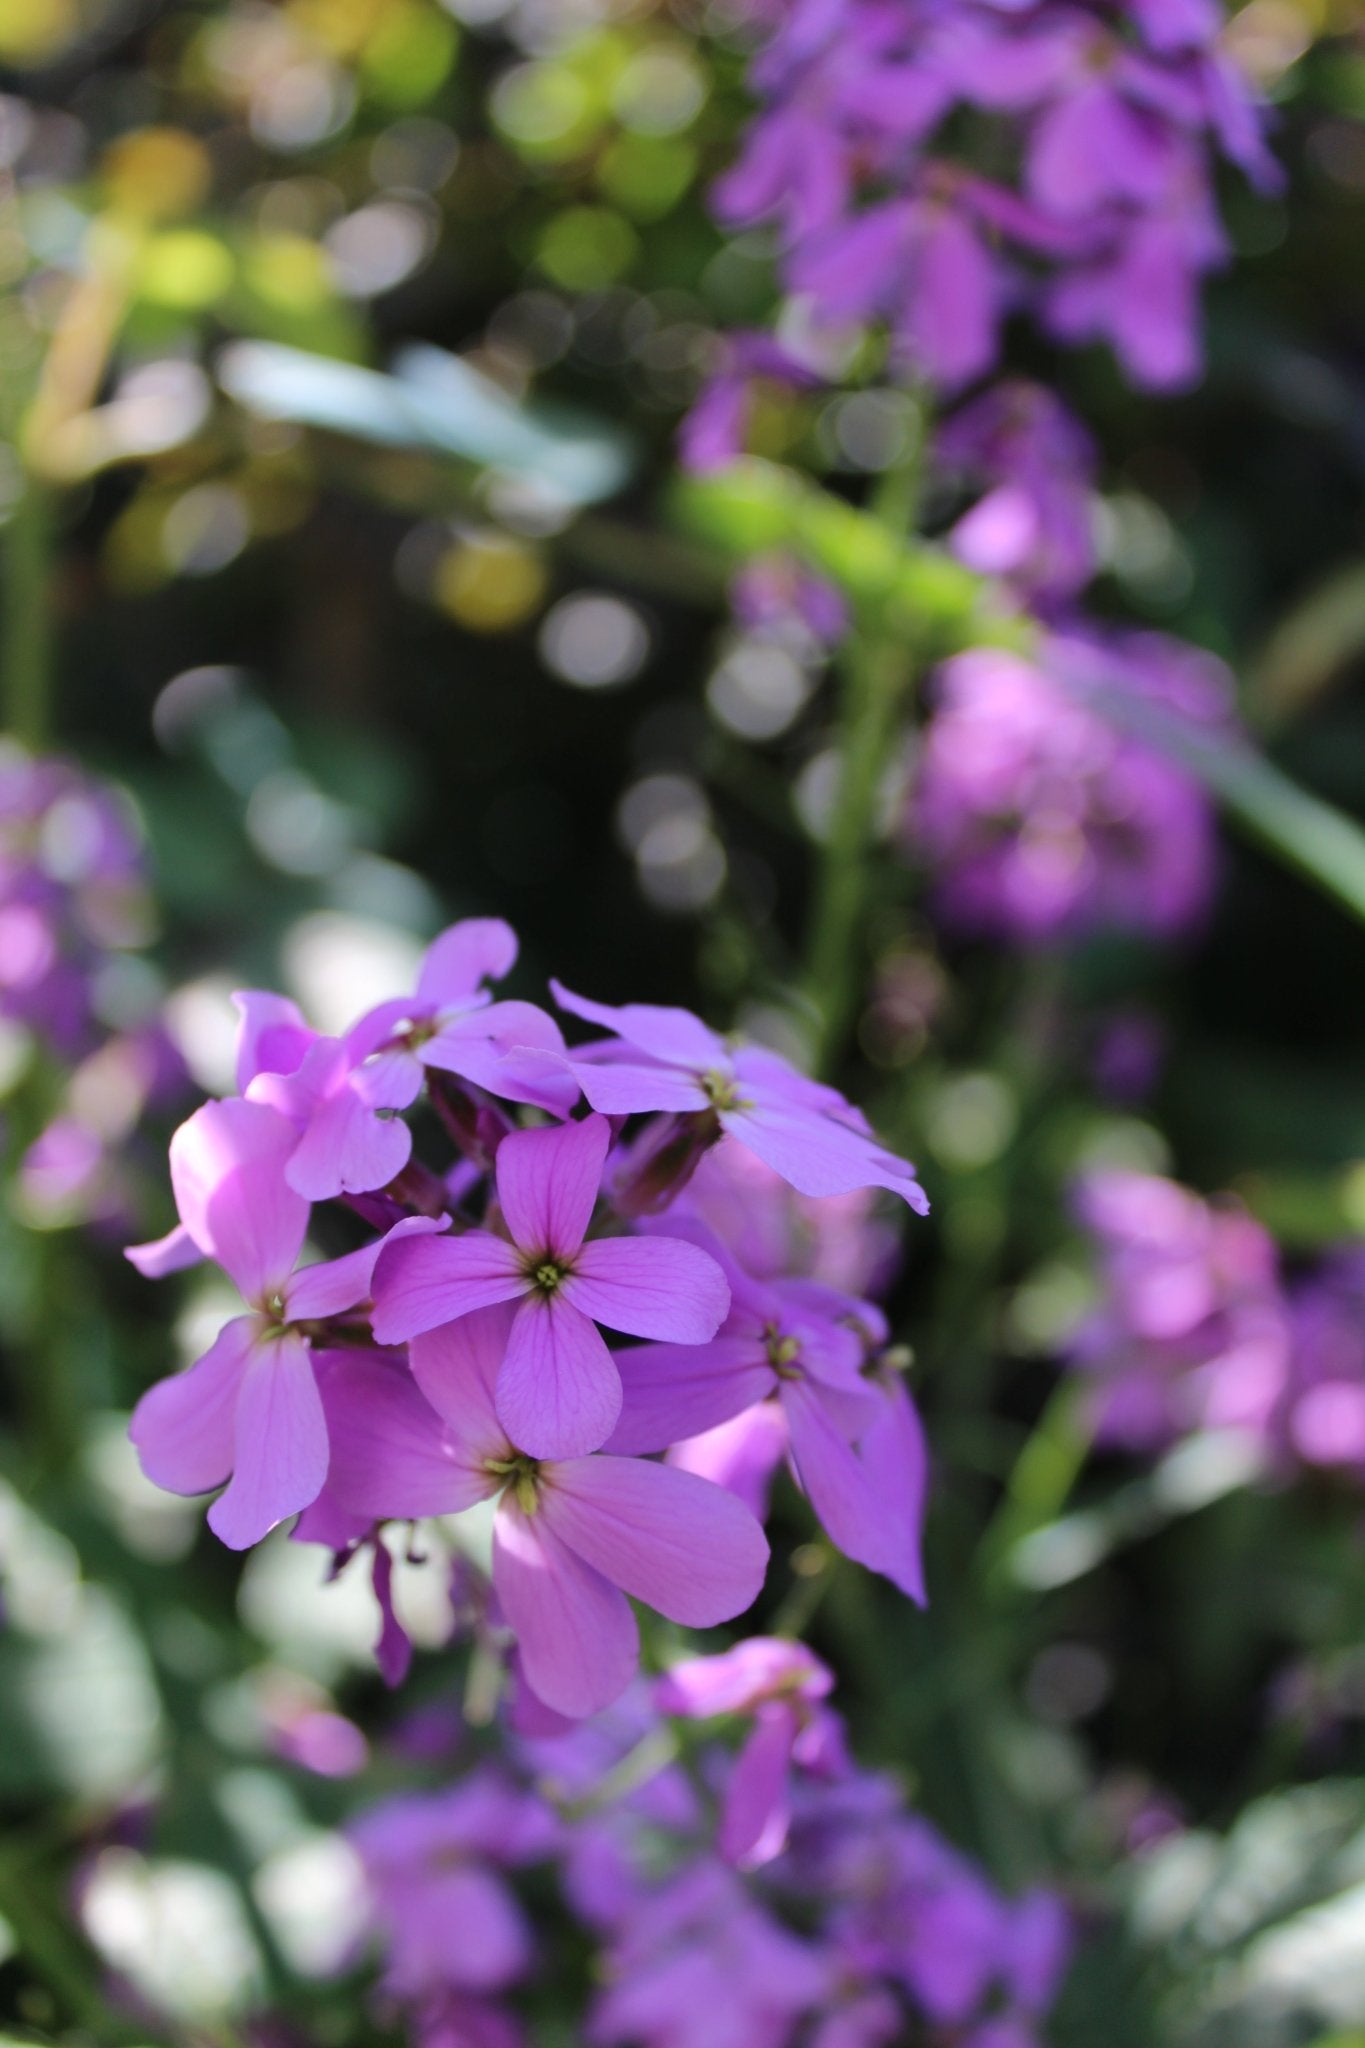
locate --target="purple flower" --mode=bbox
[1280,1250,1365,1475]
[680,334,824,474]
[1068,1169,1290,1452]
[127,1098,436,1547]
[606,1246,926,1601]
[550,984,928,1211]
[370,1113,731,1458]
[349,1773,555,1998]
[587,1860,832,2048]
[239,918,575,1202]
[937,380,1097,607]
[319,1307,769,1717]
[906,633,1224,945]
[707,0,1277,398]
[656,1639,843,1869]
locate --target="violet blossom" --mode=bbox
[548,983,929,1210]
[370,1112,732,1458]
[318,1305,769,1718]
[906,632,1225,945]
[127,1097,437,1548]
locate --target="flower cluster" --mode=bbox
[705,0,1276,413]
[1066,1169,1365,1478]
[903,629,1226,945]
[345,1646,1073,2048]
[127,918,930,1721]
[0,745,183,1230]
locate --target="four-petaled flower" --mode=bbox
[371,1114,731,1458]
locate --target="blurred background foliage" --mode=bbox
[2,0,1365,2044]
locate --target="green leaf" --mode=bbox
[216,340,634,506]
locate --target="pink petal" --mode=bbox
[370,1230,525,1344]
[605,1337,775,1455]
[409,1302,514,1452]
[495,1113,608,1260]
[495,1294,622,1460]
[285,1083,414,1201]
[857,1379,929,1604]
[320,1352,496,1519]
[550,981,728,1070]
[540,1455,769,1626]
[208,1332,329,1549]
[371,1539,412,1689]
[566,1234,731,1343]
[567,1058,710,1117]
[724,1100,929,1211]
[170,1098,308,1300]
[130,1314,252,1494]
[232,989,313,1090]
[125,1223,201,1279]
[416,917,519,1006]
[669,1403,787,1520]
[492,1500,639,1718]
[720,1705,797,1871]
[285,1214,447,1322]
[782,1378,912,1594]
[420,997,571,1102]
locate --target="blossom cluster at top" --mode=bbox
[343,1642,1072,2048]
[702,0,1277,417]
[903,627,1228,945]
[0,745,184,1230]
[127,917,930,1720]
[1066,1167,1365,1476]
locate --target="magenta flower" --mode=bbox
[906,635,1222,946]
[1068,1169,1290,1452]
[656,1639,841,1869]
[127,1097,435,1548]
[350,1773,556,1999]
[371,1113,730,1458]
[319,1307,769,1717]
[607,1250,926,1602]
[549,985,928,1211]
[239,918,575,1202]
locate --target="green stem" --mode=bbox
[802,621,917,1074]
[3,475,53,748]
[800,448,925,1075]
[975,1380,1092,1602]
[0,1851,150,2040]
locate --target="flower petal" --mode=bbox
[208,1332,329,1549]
[125,1223,202,1279]
[541,1455,769,1627]
[494,1112,608,1261]
[720,1705,797,1871]
[285,1083,414,1202]
[232,989,313,1090]
[495,1294,622,1460]
[566,1058,710,1118]
[605,1337,774,1455]
[856,1378,929,1605]
[416,917,519,1006]
[550,981,728,1070]
[370,1230,525,1344]
[286,1214,447,1322]
[420,999,572,1109]
[492,1500,639,1718]
[566,1234,730,1343]
[724,1099,929,1211]
[170,1098,308,1299]
[130,1314,252,1494]
[782,1378,915,1595]
[409,1302,514,1452]
[320,1351,495,1519]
